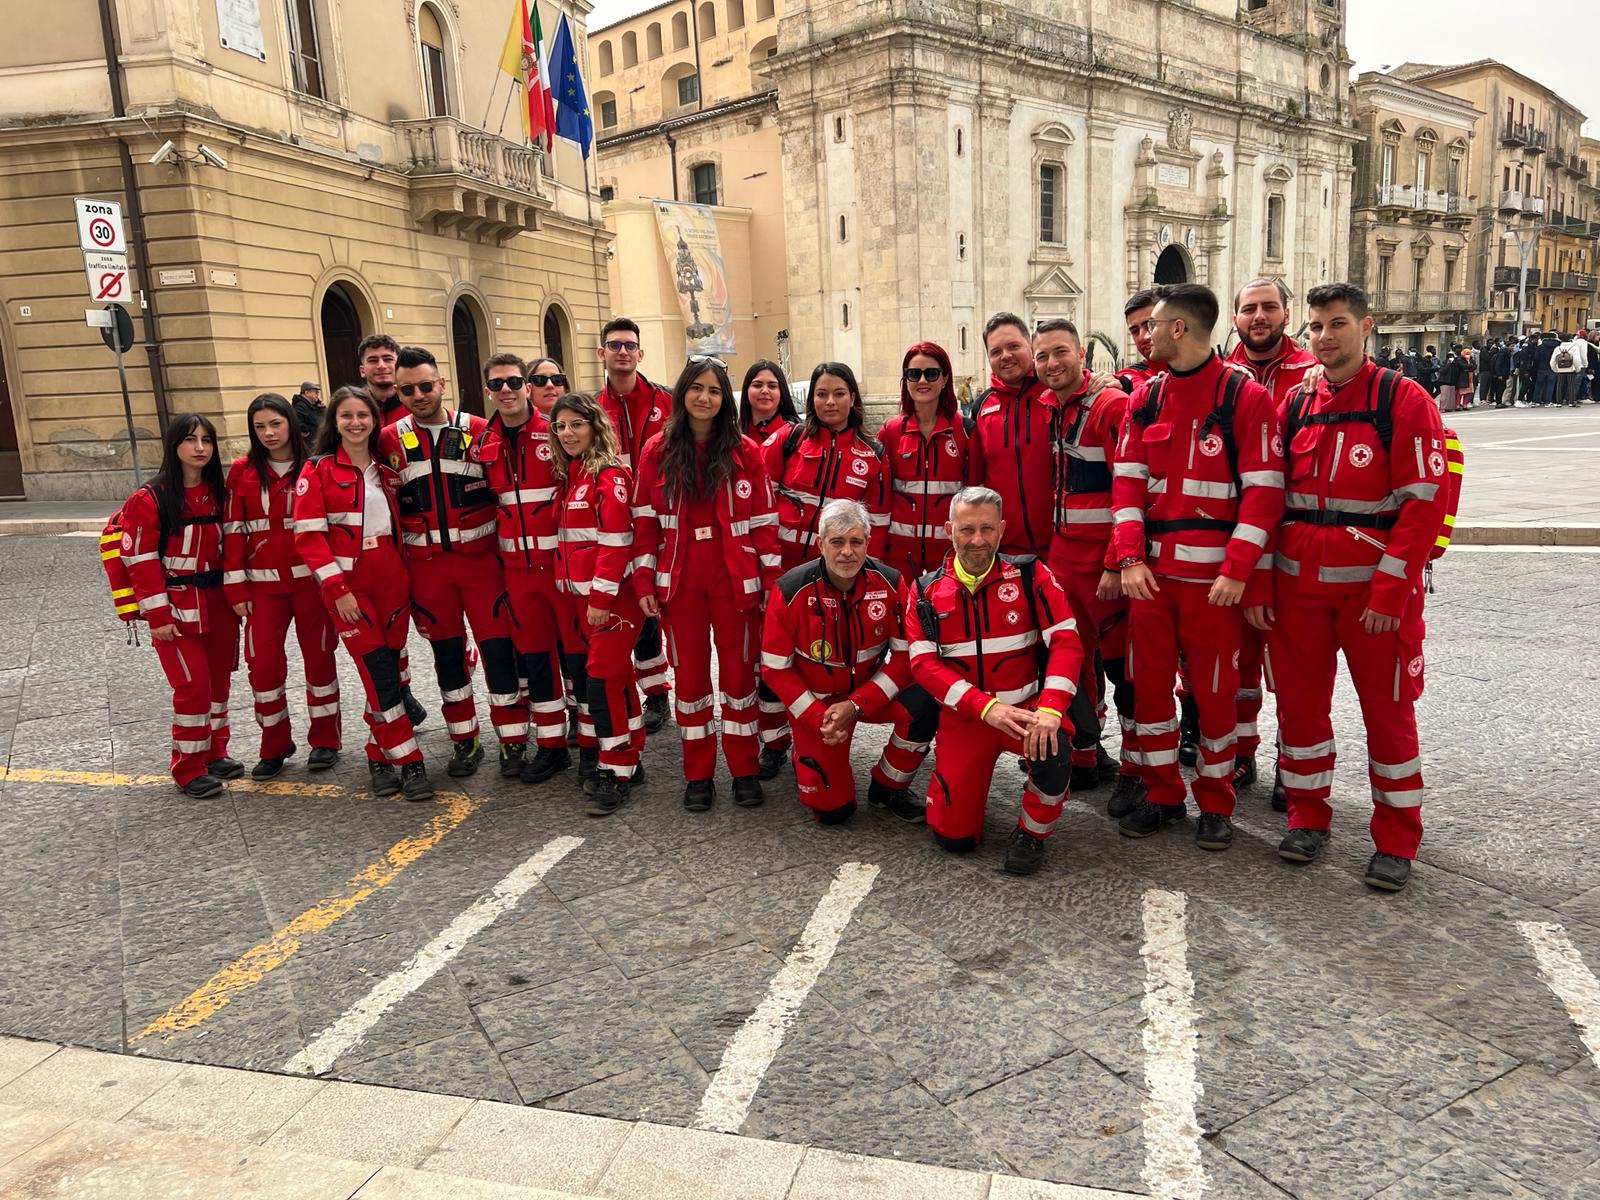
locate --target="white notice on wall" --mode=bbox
[216,0,266,61]
[1157,163,1192,189]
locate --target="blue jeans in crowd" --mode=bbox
[1533,371,1557,405]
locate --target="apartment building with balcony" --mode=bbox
[1394,59,1590,339]
[0,0,609,498]
[1349,71,1479,352]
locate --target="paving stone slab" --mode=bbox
[419,1098,630,1193]
[124,1062,326,1144]
[1421,1064,1600,1193]
[593,1120,802,1200]
[263,1079,473,1169]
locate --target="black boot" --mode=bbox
[578,747,600,795]
[251,743,297,780]
[866,779,924,823]
[307,746,339,771]
[206,756,245,780]
[498,742,526,779]
[816,799,857,825]
[1178,695,1200,767]
[757,745,788,781]
[180,774,223,799]
[402,687,427,728]
[1119,798,1187,838]
[400,762,435,802]
[1232,756,1258,790]
[1195,812,1234,851]
[1106,773,1145,819]
[731,775,765,808]
[1070,762,1102,793]
[1363,852,1412,892]
[1278,827,1330,863]
[1095,744,1119,782]
[683,778,715,812]
[587,769,633,816]
[1004,828,1047,876]
[447,735,484,778]
[1270,768,1288,813]
[368,760,401,798]
[642,693,669,734]
[521,745,571,784]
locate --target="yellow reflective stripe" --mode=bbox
[1448,462,1463,474]
[100,548,120,561]
[1441,513,1455,527]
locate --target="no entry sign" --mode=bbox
[74,197,126,253]
[84,252,130,303]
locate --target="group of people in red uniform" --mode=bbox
[119,282,1448,890]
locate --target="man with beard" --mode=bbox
[968,313,1058,556]
[1116,287,1172,394]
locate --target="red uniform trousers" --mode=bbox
[794,690,934,816]
[1128,579,1241,814]
[410,553,524,748]
[504,565,567,749]
[923,707,1071,843]
[634,616,670,697]
[243,581,340,758]
[1047,548,1138,777]
[1268,582,1427,859]
[561,601,644,779]
[332,544,423,766]
[153,589,239,785]
[1176,629,1265,759]
[662,534,761,781]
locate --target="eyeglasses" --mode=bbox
[903,367,944,383]
[603,339,641,353]
[485,376,525,392]
[397,381,440,397]
[529,373,568,388]
[551,419,590,434]
[688,354,727,368]
[1141,318,1180,333]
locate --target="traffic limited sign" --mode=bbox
[74,197,126,254]
[84,252,131,303]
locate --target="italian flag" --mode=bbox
[499,0,555,147]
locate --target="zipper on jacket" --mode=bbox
[510,425,533,570]
[429,421,452,552]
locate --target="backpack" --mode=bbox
[1555,346,1574,370]
[99,492,145,623]
[1128,368,1251,535]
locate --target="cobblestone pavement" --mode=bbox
[1,533,1597,1199]
[1450,403,1598,526]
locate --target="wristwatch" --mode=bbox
[1118,556,1144,569]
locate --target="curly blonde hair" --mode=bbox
[548,392,622,480]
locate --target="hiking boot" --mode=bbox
[1119,798,1187,838]
[1106,773,1145,819]
[732,775,765,808]
[446,735,483,778]
[866,778,924,823]
[816,799,857,825]
[578,747,600,794]
[1270,768,1288,813]
[180,774,223,799]
[932,829,977,853]
[1195,812,1235,851]
[368,760,401,798]
[1070,762,1102,793]
[251,744,296,780]
[1004,828,1047,876]
[1363,852,1413,892]
[757,746,788,781]
[498,742,526,779]
[206,756,245,780]
[642,693,669,734]
[1232,756,1258,790]
[1178,695,1200,767]
[587,770,633,816]
[307,746,339,771]
[1278,827,1330,863]
[402,687,427,728]
[683,778,715,812]
[400,762,435,803]
[521,745,571,784]
[1096,744,1120,782]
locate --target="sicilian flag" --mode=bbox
[498,0,555,148]
[549,13,594,159]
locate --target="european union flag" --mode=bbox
[549,14,592,159]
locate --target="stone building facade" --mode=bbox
[0,0,609,499]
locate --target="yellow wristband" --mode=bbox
[980,698,997,720]
[1036,706,1062,719]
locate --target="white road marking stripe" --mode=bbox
[694,861,880,1134]
[282,835,584,1076]
[1518,920,1600,1071]
[1139,888,1209,1200]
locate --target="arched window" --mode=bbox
[698,2,717,39]
[595,90,618,129]
[1266,194,1286,261]
[622,31,638,68]
[418,3,452,117]
[598,40,614,75]
[748,35,777,65]
[664,63,699,110]
[1031,121,1073,247]
[1038,163,1062,243]
[647,22,663,58]
[727,0,745,30]
[672,12,689,48]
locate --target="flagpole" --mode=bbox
[497,79,519,140]
[481,70,504,130]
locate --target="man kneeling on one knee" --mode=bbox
[761,499,937,824]
[906,486,1083,875]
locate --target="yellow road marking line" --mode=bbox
[0,765,348,799]
[131,788,478,1043]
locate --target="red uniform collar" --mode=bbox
[1229,337,1313,379]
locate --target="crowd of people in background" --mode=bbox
[1383,328,1600,411]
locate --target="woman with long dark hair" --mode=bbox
[634,356,780,811]
[550,393,645,815]
[877,341,969,580]
[223,393,341,779]
[294,386,434,801]
[119,413,240,797]
[738,359,799,443]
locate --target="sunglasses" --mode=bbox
[398,381,440,397]
[903,367,944,383]
[688,354,727,368]
[551,420,590,434]
[530,373,568,388]
[486,376,525,391]
[603,340,640,353]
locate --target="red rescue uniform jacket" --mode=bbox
[746,413,794,444]
[1276,358,1449,616]
[631,433,782,610]
[1111,354,1286,605]
[1116,359,1165,395]
[1050,379,1128,572]
[905,554,1082,724]
[760,559,910,726]
[378,408,497,561]
[478,409,559,572]
[967,372,1058,555]
[121,484,227,635]
[291,448,405,605]
[878,410,970,579]
[763,424,890,567]
[222,455,309,606]
[556,462,639,617]
[597,373,670,474]
[1227,337,1319,407]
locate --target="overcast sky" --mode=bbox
[586,1,1598,131]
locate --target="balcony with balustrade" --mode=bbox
[1525,128,1548,155]
[1493,265,1541,289]
[1501,120,1529,147]
[1371,290,1473,313]
[393,116,554,243]
[1497,189,1524,214]
[1543,271,1597,294]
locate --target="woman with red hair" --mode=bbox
[876,341,970,581]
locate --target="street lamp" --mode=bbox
[1504,223,1541,334]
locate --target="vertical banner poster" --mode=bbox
[653,201,735,355]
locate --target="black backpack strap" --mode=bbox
[1009,555,1052,679]
[913,567,942,653]
[1200,369,1246,489]
[1130,377,1165,426]
[1372,367,1398,451]
[1284,383,1312,443]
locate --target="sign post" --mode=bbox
[76,199,142,482]
[86,305,140,484]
